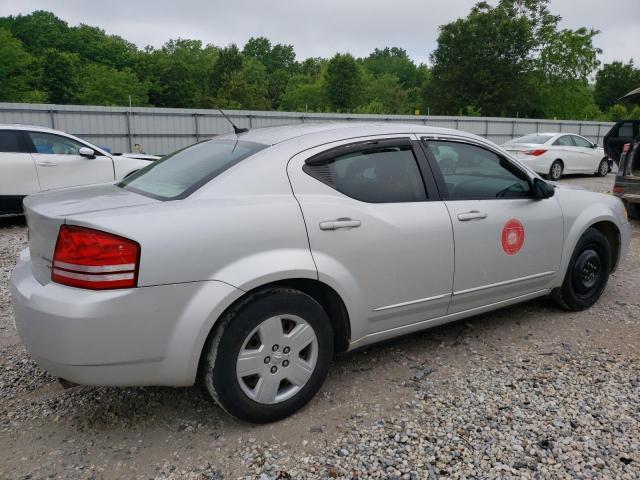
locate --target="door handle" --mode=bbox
[457,211,487,221]
[319,218,362,230]
[38,161,57,167]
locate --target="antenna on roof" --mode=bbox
[218,109,248,135]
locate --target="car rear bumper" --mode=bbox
[10,252,242,387]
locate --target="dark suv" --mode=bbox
[604,119,640,219]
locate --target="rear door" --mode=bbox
[0,130,40,214]
[420,136,563,314]
[26,131,114,191]
[287,135,454,340]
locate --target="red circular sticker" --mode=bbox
[501,219,525,256]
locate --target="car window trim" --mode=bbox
[418,135,534,201]
[303,137,440,203]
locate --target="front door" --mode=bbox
[27,131,114,191]
[287,135,454,341]
[421,137,564,314]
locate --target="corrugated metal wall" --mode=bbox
[0,102,614,155]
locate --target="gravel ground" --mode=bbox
[1,174,639,479]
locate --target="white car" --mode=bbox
[502,133,609,180]
[0,124,154,215]
[11,123,631,423]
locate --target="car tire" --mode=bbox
[595,159,608,177]
[548,160,563,181]
[552,227,611,311]
[626,203,640,220]
[202,288,334,423]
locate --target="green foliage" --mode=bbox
[594,61,640,111]
[0,8,633,121]
[77,65,149,106]
[326,54,362,112]
[606,104,640,122]
[41,49,81,104]
[0,28,44,102]
[426,0,602,119]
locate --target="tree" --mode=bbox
[0,28,45,102]
[325,54,362,112]
[77,64,148,106]
[41,49,81,103]
[2,10,69,55]
[426,0,601,118]
[594,61,640,111]
[362,47,421,88]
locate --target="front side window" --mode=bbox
[0,131,22,153]
[553,135,574,147]
[424,140,531,200]
[29,132,84,155]
[120,139,267,200]
[304,144,427,203]
[572,136,592,148]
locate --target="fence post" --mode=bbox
[248,114,253,129]
[485,119,489,138]
[125,110,133,152]
[578,122,583,136]
[511,119,516,139]
[49,109,55,129]
[193,113,200,142]
[596,124,601,145]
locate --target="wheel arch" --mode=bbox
[196,278,352,380]
[588,220,621,272]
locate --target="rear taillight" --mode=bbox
[613,185,625,195]
[51,225,140,290]
[524,149,547,156]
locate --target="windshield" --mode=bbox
[507,134,554,145]
[119,139,267,200]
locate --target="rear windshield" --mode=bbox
[119,139,267,200]
[508,134,554,145]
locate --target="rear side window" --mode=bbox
[509,134,553,145]
[303,144,427,203]
[553,136,574,146]
[120,139,267,200]
[0,130,22,153]
[619,122,633,138]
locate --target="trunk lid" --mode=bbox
[24,183,157,285]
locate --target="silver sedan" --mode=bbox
[11,124,631,422]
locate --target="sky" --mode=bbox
[1,0,638,66]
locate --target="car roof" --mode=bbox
[0,123,62,133]
[216,122,486,146]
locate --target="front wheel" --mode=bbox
[553,228,611,311]
[203,288,334,423]
[626,203,640,220]
[595,159,609,177]
[548,160,563,181]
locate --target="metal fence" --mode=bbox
[0,102,614,155]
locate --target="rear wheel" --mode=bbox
[548,160,563,181]
[203,288,334,423]
[595,159,609,177]
[553,228,611,311]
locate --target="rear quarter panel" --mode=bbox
[64,148,318,290]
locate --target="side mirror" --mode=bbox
[533,178,555,199]
[592,143,599,149]
[78,147,95,159]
